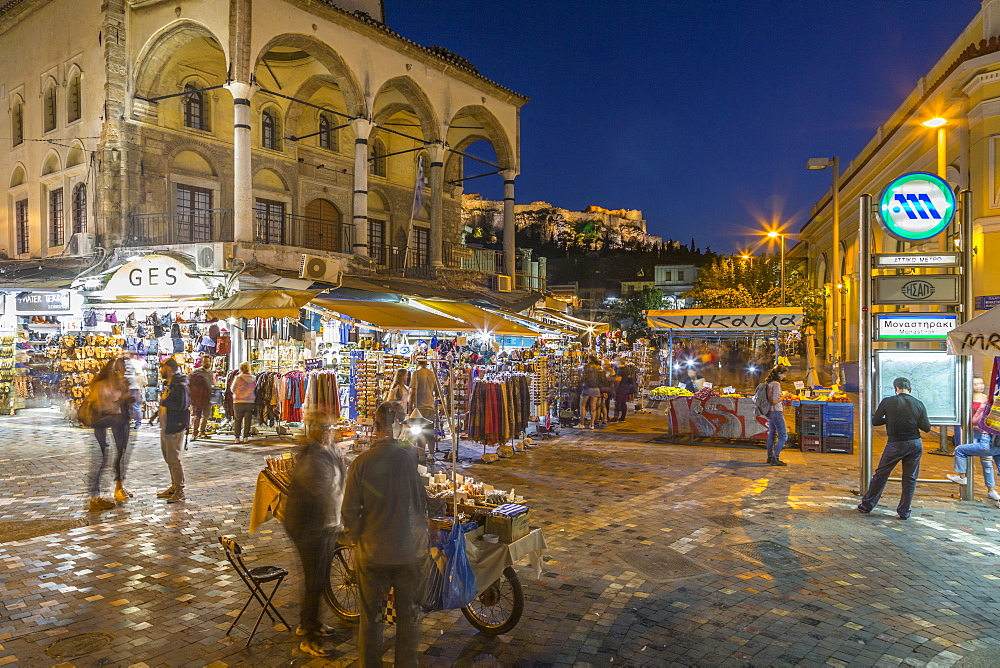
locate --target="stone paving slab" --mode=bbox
[0,407,999,666]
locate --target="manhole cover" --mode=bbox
[615,547,710,581]
[708,515,756,528]
[0,519,88,544]
[730,540,821,570]
[45,633,113,659]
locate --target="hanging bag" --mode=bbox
[420,522,477,612]
[980,358,1000,435]
[216,334,231,355]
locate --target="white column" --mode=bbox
[351,118,373,257]
[429,142,446,268]
[502,169,517,279]
[226,82,254,243]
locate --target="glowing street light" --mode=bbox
[806,156,841,368]
[921,117,948,179]
[767,231,786,307]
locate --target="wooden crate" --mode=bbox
[486,511,530,543]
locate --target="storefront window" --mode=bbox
[49,187,64,247]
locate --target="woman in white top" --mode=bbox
[385,368,410,405]
[764,365,789,467]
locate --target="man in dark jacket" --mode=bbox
[343,401,428,667]
[284,414,346,658]
[858,377,932,520]
[157,358,189,503]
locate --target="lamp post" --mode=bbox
[922,117,949,253]
[767,231,786,306]
[806,157,840,372]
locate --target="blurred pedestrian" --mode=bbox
[858,377,931,520]
[385,367,410,404]
[230,362,256,444]
[612,366,636,423]
[284,413,347,657]
[189,356,215,440]
[409,360,443,460]
[580,356,603,429]
[947,376,1000,500]
[156,358,189,503]
[343,401,429,667]
[762,365,789,466]
[85,358,134,511]
[123,352,146,429]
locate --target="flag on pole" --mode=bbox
[412,153,427,214]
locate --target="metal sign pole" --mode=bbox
[859,194,873,495]
[960,190,975,502]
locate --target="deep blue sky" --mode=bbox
[388,1,977,253]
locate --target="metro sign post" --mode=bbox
[857,172,973,499]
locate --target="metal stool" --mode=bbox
[219,536,290,647]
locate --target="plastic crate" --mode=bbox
[802,419,822,434]
[801,436,823,452]
[822,436,854,454]
[823,422,854,438]
[822,404,854,421]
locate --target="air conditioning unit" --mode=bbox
[497,274,513,292]
[194,243,225,271]
[299,254,343,283]
[66,233,95,257]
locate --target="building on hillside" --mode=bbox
[0,0,533,292]
[620,280,656,295]
[461,195,664,249]
[792,0,1000,368]
[654,264,698,307]
[546,281,580,309]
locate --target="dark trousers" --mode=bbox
[90,413,130,496]
[233,403,254,439]
[289,529,334,641]
[859,438,923,518]
[614,392,631,421]
[357,560,421,668]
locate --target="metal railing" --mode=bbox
[126,208,233,246]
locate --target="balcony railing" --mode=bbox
[126,208,233,246]
[255,211,354,254]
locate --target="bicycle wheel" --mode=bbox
[325,545,361,622]
[461,567,524,635]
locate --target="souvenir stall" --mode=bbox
[645,307,807,442]
[74,254,229,425]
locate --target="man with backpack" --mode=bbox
[858,377,931,520]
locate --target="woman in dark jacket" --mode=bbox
[612,367,637,423]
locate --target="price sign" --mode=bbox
[304,358,323,371]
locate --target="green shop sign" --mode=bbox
[878,172,955,241]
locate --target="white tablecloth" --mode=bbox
[464,527,547,593]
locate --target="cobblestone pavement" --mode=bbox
[3,408,1000,667]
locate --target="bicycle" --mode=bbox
[325,544,525,635]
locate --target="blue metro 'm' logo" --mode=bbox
[878,172,955,241]
[892,193,942,220]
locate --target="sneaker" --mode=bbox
[771,459,788,467]
[88,497,116,512]
[946,474,968,485]
[299,639,330,657]
[296,623,335,637]
[166,490,186,504]
[113,487,133,502]
[156,486,176,498]
[857,506,870,514]
[988,490,1000,501]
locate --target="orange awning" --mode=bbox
[415,300,540,337]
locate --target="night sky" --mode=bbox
[388,1,976,253]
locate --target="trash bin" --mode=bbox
[841,361,859,392]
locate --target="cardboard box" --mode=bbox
[486,511,530,543]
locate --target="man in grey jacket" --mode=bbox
[343,401,428,667]
[156,358,189,504]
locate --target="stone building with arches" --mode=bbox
[792,0,1000,371]
[0,0,527,283]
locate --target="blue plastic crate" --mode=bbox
[823,423,854,438]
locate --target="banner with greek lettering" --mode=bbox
[645,308,804,331]
[948,305,1000,356]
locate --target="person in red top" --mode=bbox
[188,357,215,440]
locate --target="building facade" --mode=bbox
[0,0,526,281]
[794,0,1000,370]
[654,264,698,306]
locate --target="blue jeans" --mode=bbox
[859,438,923,519]
[954,432,1000,488]
[765,410,787,459]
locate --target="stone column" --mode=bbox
[225,82,254,243]
[502,170,517,280]
[351,118,374,257]
[429,142,446,268]
[538,256,547,290]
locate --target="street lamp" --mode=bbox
[806,156,841,370]
[767,231,786,307]
[921,117,948,179]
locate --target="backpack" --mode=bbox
[753,382,771,417]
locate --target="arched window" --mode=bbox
[43,83,57,133]
[370,137,387,177]
[318,113,337,151]
[11,98,23,147]
[262,109,280,150]
[67,70,82,123]
[72,183,87,233]
[183,83,209,131]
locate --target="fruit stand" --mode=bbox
[652,385,768,440]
